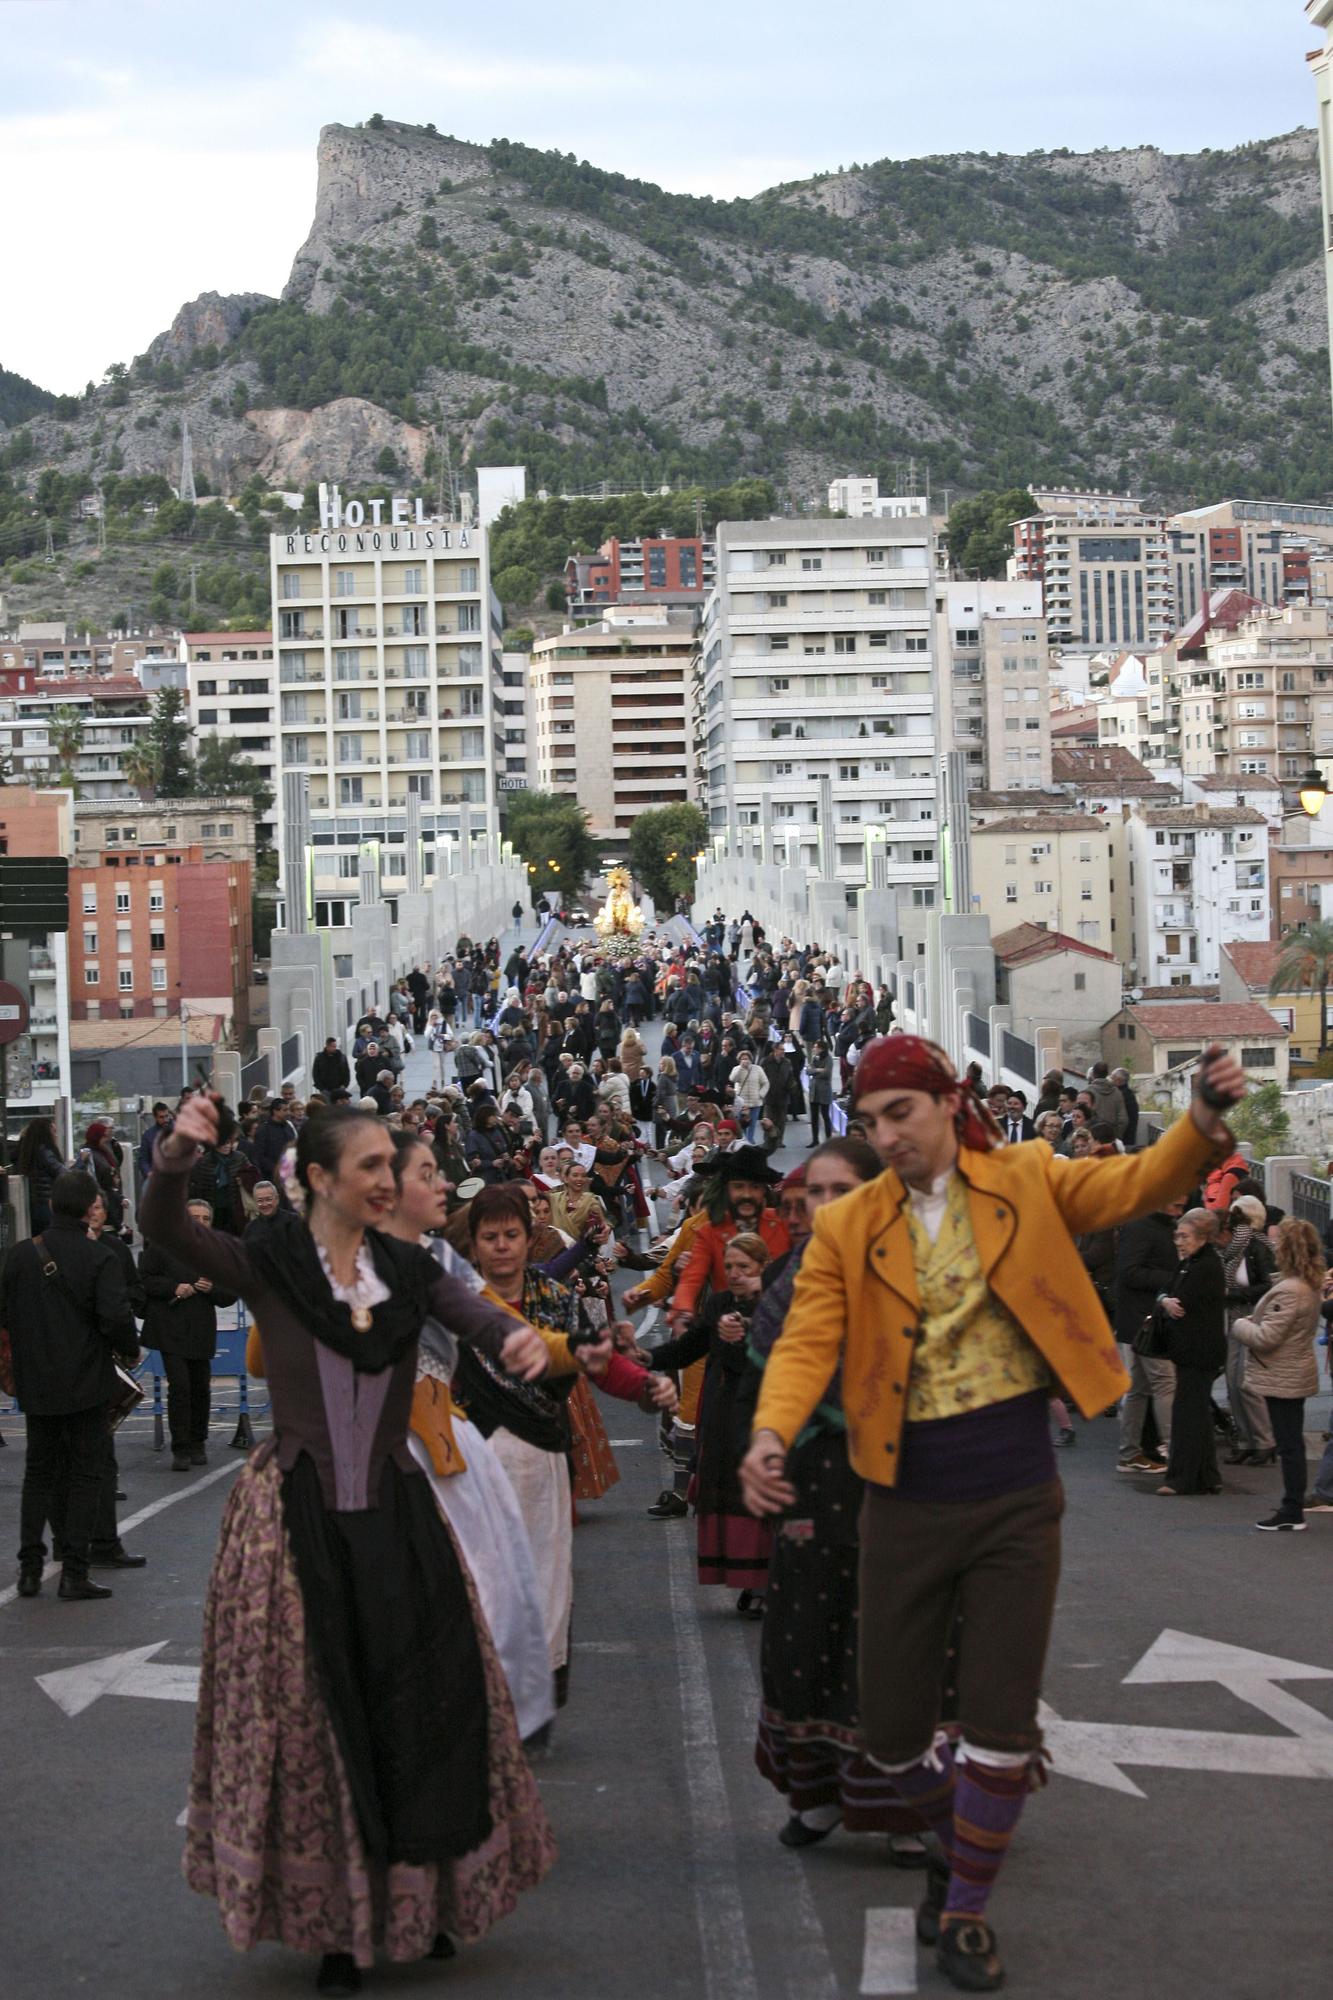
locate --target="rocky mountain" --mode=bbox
[4,119,1332,577]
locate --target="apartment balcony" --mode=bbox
[1155,904,1196,927]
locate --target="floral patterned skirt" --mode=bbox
[184,1452,556,1967]
[567,1373,619,1501]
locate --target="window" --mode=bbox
[769,676,790,694]
[280,574,301,600]
[1080,881,1093,901]
[407,773,433,802]
[82,927,98,954]
[405,730,431,760]
[911,887,935,907]
[460,728,485,760]
[82,886,97,914]
[866,548,886,564]
[773,761,794,776]
[337,734,363,764]
[769,635,790,652]
[148,885,164,912]
[336,690,361,720]
[150,927,166,951]
[868,632,889,649]
[766,552,787,567]
[196,679,217,696]
[457,565,479,593]
[115,887,130,914]
[1074,972,1086,992]
[338,777,364,805]
[118,967,133,992]
[85,963,99,986]
[337,853,360,879]
[151,964,167,991]
[403,567,424,595]
[284,735,309,765]
[768,592,788,607]
[335,649,361,680]
[833,635,856,654]
[904,635,928,654]
[838,763,860,781]
[1005,883,1018,903]
[1240,1045,1276,1069]
[801,557,823,572]
[335,569,356,597]
[279,610,305,640]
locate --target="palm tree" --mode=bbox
[1270,919,1333,1055]
[121,742,160,801]
[48,705,85,794]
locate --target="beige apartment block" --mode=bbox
[969,812,1114,945]
[1204,599,1333,783]
[529,608,695,848]
[1012,490,1173,652]
[937,582,1051,791]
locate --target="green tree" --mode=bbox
[627,803,710,912]
[1227,1081,1290,1162]
[121,741,160,800]
[504,790,600,899]
[492,563,538,611]
[1270,919,1333,1056]
[145,685,193,796]
[375,445,398,475]
[945,487,1037,578]
[192,736,275,831]
[48,705,85,792]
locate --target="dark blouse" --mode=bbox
[140,1143,519,1512]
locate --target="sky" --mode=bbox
[1,0,1323,394]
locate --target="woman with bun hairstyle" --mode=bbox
[140,1098,554,1998]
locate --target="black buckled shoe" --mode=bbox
[777,1812,841,1848]
[916,1849,952,1945]
[937,1918,1005,1992]
[89,1547,148,1569]
[17,1564,42,1598]
[646,1489,688,1519]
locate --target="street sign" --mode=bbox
[0,982,30,1046]
[498,776,528,792]
[0,856,69,936]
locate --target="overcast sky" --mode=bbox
[2,0,1322,394]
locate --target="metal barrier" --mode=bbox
[137,1304,269,1452]
[1291,1172,1330,1230]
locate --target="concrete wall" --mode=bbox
[245,854,526,1095]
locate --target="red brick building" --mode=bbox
[565,535,714,617]
[69,844,252,1032]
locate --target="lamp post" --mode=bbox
[1299,765,1328,818]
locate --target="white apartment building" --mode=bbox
[937,581,1051,790]
[1125,802,1269,987]
[1203,600,1333,783]
[0,680,154,800]
[269,512,503,919]
[828,476,931,521]
[1013,489,1173,653]
[498,649,535,791]
[182,630,277,845]
[700,516,940,890]
[1095,651,1177,773]
[530,608,694,848]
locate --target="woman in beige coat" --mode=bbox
[618,1028,647,1081]
[1232,1216,1324,1533]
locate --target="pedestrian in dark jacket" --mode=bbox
[14,1116,65,1233]
[1111,1067,1140,1147]
[5,1170,139,1598]
[312,1039,351,1095]
[141,1201,238,1470]
[78,1122,125,1230]
[1157,1209,1227,1497]
[136,1103,174,1183]
[252,1101,297,1181]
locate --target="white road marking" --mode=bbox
[607,1439,645,1447]
[0,1456,242,1610]
[665,1525,760,2000]
[1124,1627,1333,1735]
[860,1909,918,1995]
[38,1640,200,1716]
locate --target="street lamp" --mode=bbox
[1299,766,1328,818]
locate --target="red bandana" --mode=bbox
[851,1035,1002,1153]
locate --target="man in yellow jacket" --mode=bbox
[741,1034,1244,1995]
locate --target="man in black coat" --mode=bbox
[5,1170,139,1599]
[406,963,430,1033]
[312,1037,351,1095]
[1112,1066,1140,1148]
[141,1199,238,1471]
[1113,1202,1184,1471]
[252,1100,297,1181]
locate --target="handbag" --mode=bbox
[452,1342,571,1453]
[1132,1304,1170,1359]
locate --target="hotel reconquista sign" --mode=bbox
[277,483,475,556]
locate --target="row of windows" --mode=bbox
[81,885,166,915]
[85,963,168,990]
[280,566,480,599]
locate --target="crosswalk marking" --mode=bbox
[860,1909,918,1995]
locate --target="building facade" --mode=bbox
[565,535,715,620]
[529,608,694,847]
[1103,1000,1289,1086]
[0,678,154,799]
[1124,802,1269,988]
[1200,599,1333,786]
[269,512,503,919]
[827,476,931,520]
[182,630,276,844]
[700,514,940,890]
[937,581,1051,791]
[969,813,1114,946]
[1012,490,1173,653]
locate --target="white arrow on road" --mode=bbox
[1043,1628,1333,1797]
[36,1641,199,1717]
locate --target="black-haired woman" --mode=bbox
[742,1139,931,1858]
[140,1100,555,1997]
[14,1115,65,1233]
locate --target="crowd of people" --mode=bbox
[4,903,1331,1996]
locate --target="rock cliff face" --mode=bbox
[5,117,1331,531]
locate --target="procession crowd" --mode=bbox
[2,902,1328,1996]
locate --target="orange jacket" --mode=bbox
[671,1209,791,1317]
[754,1114,1226,1487]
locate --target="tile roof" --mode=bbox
[1124,1002,1286,1038]
[1141,803,1267,827]
[1137,985,1220,1001]
[992,923,1118,966]
[1190,773,1283,793]
[975,813,1107,835]
[1222,941,1296,992]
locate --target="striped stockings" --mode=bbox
[868,1738,1030,1919]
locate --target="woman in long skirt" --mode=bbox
[741,1139,929,1855]
[141,1101,556,1997]
[644,1233,774,1614]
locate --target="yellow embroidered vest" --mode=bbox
[903,1172,1049,1422]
